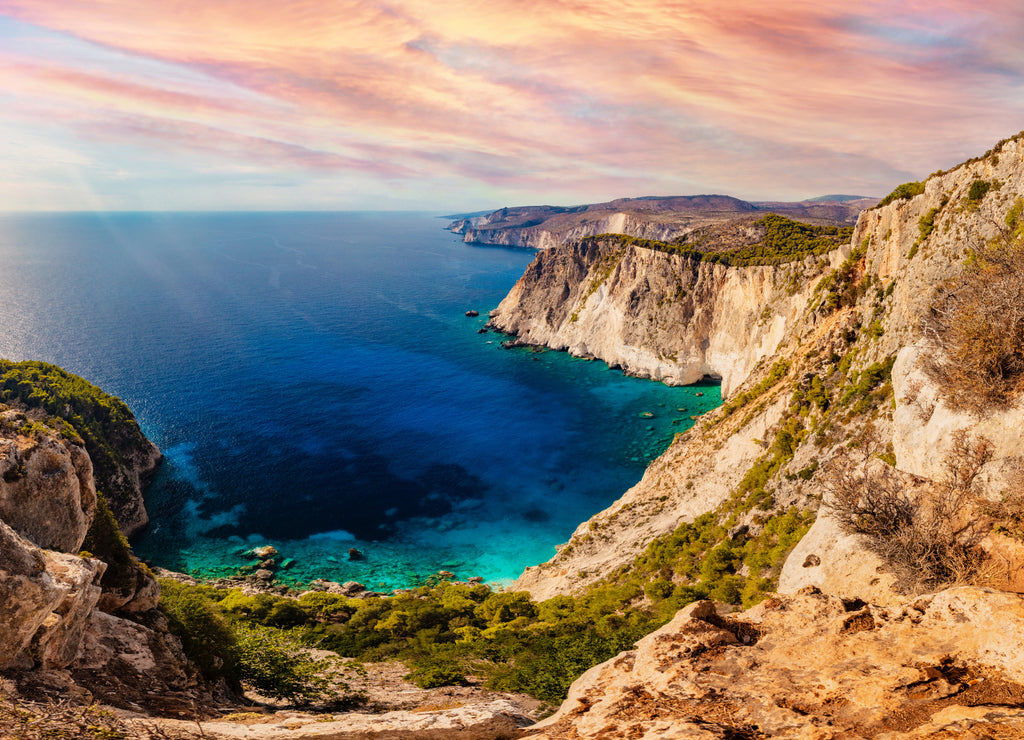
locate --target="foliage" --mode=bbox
[815,240,868,311]
[233,625,335,703]
[81,491,140,594]
[876,181,925,208]
[923,197,1024,411]
[967,179,992,202]
[700,214,852,267]
[0,360,152,520]
[581,214,851,269]
[159,579,239,684]
[824,432,990,594]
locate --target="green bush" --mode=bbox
[967,179,991,202]
[233,625,334,703]
[876,181,925,208]
[159,579,238,683]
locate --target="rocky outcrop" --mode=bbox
[524,587,1024,739]
[0,520,105,670]
[490,239,841,397]
[0,412,96,553]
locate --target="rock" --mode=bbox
[254,569,274,582]
[348,547,365,561]
[778,504,900,605]
[340,581,366,596]
[145,699,534,739]
[477,327,488,333]
[467,576,485,584]
[248,545,278,560]
[436,570,456,580]
[0,520,105,670]
[524,588,1024,739]
[0,423,96,553]
[465,310,479,317]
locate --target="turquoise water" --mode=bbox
[0,212,720,589]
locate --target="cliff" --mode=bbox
[0,375,205,716]
[505,130,1024,740]
[510,132,1024,604]
[0,360,162,536]
[489,236,842,397]
[449,194,869,250]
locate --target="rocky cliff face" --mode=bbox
[490,239,841,397]
[510,133,1024,606]
[0,402,204,715]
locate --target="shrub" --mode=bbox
[876,181,925,208]
[159,579,239,683]
[405,658,468,689]
[232,625,335,703]
[923,198,1024,411]
[823,434,990,594]
[967,179,991,202]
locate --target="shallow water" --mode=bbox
[0,212,720,588]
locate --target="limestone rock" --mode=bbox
[0,520,104,670]
[0,421,96,553]
[489,239,842,397]
[893,341,1024,498]
[524,588,1024,740]
[778,506,900,605]
[146,699,534,739]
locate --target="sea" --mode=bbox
[0,212,720,590]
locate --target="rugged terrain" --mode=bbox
[5,135,1024,738]
[449,194,873,250]
[501,132,1024,736]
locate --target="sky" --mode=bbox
[1,1,1023,212]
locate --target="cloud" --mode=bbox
[0,0,1023,208]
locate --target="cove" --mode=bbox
[0,212,721,589]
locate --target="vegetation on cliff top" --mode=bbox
[581,213,852,268]
[0,360,154,521]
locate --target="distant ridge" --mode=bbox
[448,192,875,249]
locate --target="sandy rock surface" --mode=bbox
[524,587,1024,739]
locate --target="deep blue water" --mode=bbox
[0,212,720,589]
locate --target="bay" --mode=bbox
[0,212,720,589]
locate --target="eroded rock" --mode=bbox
[524,588,1024,740]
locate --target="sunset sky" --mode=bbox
[2,1,1023,211]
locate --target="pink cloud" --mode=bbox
[1,0,1023,206]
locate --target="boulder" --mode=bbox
[0,425,96,553]
[0,520,105,670]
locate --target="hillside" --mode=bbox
[448,194,872,250]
